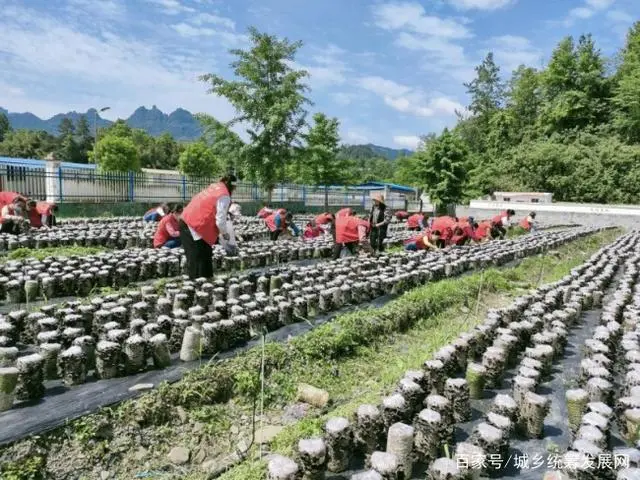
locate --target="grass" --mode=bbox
[2,246,107,262]
[0,228,620,479]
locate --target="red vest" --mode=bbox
[520,217,531,230]
[0,192,21,209]
[265,209,287,232]
[36,202,53,216]
[28,209,42,228]
[336,208,352,219]
[315,213,333,225]
[336,216,369,244]
[154,214,179,248]
[475,221,492,240]
[0,204,16,224]
[396,211,409,220]
[182,182,230,246]
[491,214,504,226]
[407,214,424,229]
[257,207,273,219]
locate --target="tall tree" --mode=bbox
[200,27,311,196]
[464,53,505,122]
[196,114,245,176]
[415,128,468,213]
[507,65,542,140]
[612,22,640,143]
[0,130,58,159]
[298,112,347,208]
[0,112,10,143]
[154,132,180,170]
[178,142,218,178]
[58,118,75,137]
[92,135,140,172]
[75,115,93,163]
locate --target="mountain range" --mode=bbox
[0,106,413,158]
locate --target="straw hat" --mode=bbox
[373,194,385,205]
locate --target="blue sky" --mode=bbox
[0,0,637,149]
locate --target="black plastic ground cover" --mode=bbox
[0,294,392,446]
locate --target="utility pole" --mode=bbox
[93,106,111,163]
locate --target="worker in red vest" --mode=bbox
[333,210,371,259]
[406,213,426,231]
[335,207,353,219]
[303,220,323,240]
[449,217,476,246]
[257,204,273,219]
[491,209,515,239]
[315,212,334,226]
[473,220,493,242]
[0,192,24,209]
[36,201,58,227]
[265,209,300,241]
[26,200,44,228]
[154,205,183,248]
[143,203,169,222]
[404,229,441,251]
[518,212,537,232]
[180,174,238,279]
[0,196,27,234]
[395,210,409,221]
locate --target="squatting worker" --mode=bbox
[406,212,427,231]
[179,174,238,279]
[369,194,391,253]
[26,200,45,229]
[143,203,169,222]
[0,196,27,235]
[520,212,537,232]
[333,208,370,259]
[153,204,183,249]
[257,203,273,219]
[265,209,300,241]
[490,209,515,240]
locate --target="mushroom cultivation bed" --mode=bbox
[0,228,601,445]
[264,230,640,480]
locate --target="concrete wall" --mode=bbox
[457,200,640,229]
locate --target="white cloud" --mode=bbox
[295,44,350,88]
[569,7,595,19]
[66,0,126,18]
[171,11,246,46]
[607,9,633,23]
[330,92,359,106]
[393,135,421,149]
[145,0,195,15]
[372,2,472,39]
[447,0,514,11]
[343,129,370,144]
[192,12,236,30]
[585,0,615,8]
[0,5,236,122]
[358,76,463,118]
[489,35,543,72]
[563,0,616,25]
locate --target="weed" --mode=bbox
[3,246,107,262]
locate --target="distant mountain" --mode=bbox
[0,105,202,141]
[338,143,412,161]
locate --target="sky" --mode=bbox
[0,0,638,150]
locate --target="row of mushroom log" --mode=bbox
[266,230,640,479]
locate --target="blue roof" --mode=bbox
[0,156,96,170]
[353,181,417,193]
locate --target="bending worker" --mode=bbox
[257,204,273,219]
[265,209,300,241]
[0,196,27,234]
[37,201,57,227]
[404,229,441,251]
[179,175,238,279]
[154,204,183,249]
[406,212,427,231]
[491,209,516,239]
[333,209,370,259]
[143,203,169,222]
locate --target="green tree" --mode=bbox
[415,128,468,213]
[0,130,57,158]
[58,118,75,137]
[200,27,311,196]
[91,135,140,172]
[612,22,640,142]
[0,113,10,143]
[75,115,93,163]
[298,112,348,207]
[196,114,244,176]
[178,142,218,178]
[55,118,80,162]
[154,132,180,170]
[507,66,542,141]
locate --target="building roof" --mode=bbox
[0,156,96,170]
[494,191,552,196]
[353,181,417,193]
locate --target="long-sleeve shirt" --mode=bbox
[1,205,23,221]
[370,206,392,228]
[188,195,232,242]
[274,213,300,236]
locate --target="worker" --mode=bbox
[179,175,238,280]
[404,229,441,251]
[474,220,493,243]
[336,207,353,219]
[406,213,427,231]
[520,212,537,232]
[143,203,169,222]
[257,204,273,219]
[303,220,323,240]
[491,209,516,239]
[333,209,371,259]
[26,200,44,228]
[369,194,392,253]
[0,191,24,209]
[153,204,183,249]
[395,210,409,221]
[0,196,27,235]
[265,209,300,241]
[36,201,58,227]
[315,212,334,226]
[450,217,475,246]
[430,216,457,247]
[224,202,243,246]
